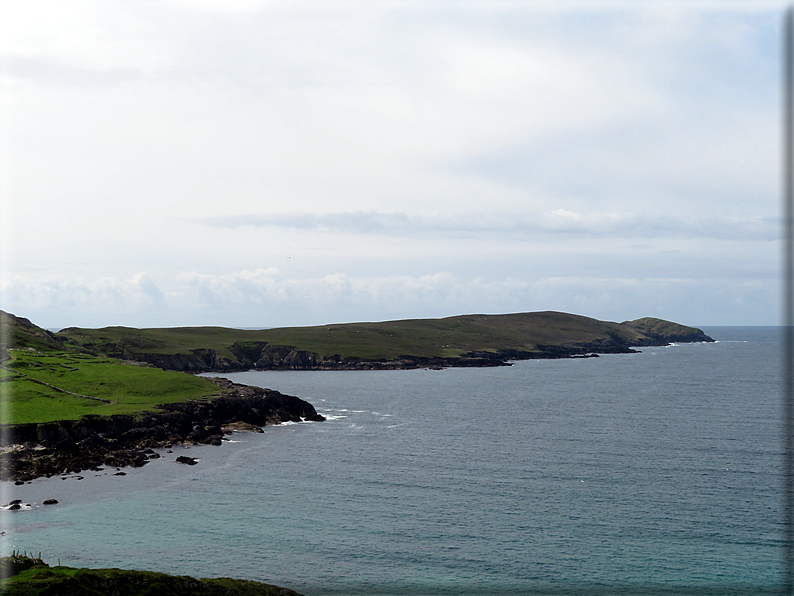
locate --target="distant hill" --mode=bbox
[55,311,714,372]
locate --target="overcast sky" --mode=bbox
[0,1,785,329]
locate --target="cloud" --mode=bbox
[132,272,166,305]
[163,270,538,322]
[2,273,167,325]
[192,210,780,241]
[2,55,143,87]
[2,267,776,329]
[1,3,781,327]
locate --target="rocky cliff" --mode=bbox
[2,378,325,482]
[114,337,685,373]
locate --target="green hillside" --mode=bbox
[2,350,221,425]
[55,311,713,371]
[0,311,221,425]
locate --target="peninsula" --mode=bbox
[55,311,713,372]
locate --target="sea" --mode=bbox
[0,327,786,595]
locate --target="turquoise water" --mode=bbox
[0,327,785,595]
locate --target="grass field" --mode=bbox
[1,349,220,425]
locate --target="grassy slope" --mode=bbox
[3,350,221,425]
[1,311,222,425]
[58,325,256,360]
[58,311,656,361]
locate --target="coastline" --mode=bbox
[126,343,655,373]
[1,377,324,483]
[0,335,716,483]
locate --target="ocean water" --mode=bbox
[0,327,785,595]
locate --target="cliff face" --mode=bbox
[104,335,701,373]
[117,335,680,373]
[113,348,247,373]
[3,378,325,482]
[105,344,324,373]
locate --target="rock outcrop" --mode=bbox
[1,378,324,482]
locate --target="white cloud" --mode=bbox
[1,2,782,327]
[192,210,780,241]
[1,267,777,329]
[2,273,167,325]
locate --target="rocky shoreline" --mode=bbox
[1,378,325,483]
[121,343,654,373]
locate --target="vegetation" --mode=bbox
[621,316,710,341]
[0,310,711,425]
[2,350,220,425]
[0,554,303,596]
[0,312,221,425]
[56,311,708,364]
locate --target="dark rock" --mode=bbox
[129,454,148,468]
[43,499,58,505]
[2,378,323,481]
[175,456,198,465]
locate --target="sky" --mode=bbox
[0,1,785,329]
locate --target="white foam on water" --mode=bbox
[319,414,347,421]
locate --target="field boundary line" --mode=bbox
[0,364,112,404]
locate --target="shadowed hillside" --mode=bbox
[0,311,68,362]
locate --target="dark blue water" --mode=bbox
[0,327,785,594]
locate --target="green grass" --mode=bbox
[57,311,654,362]
[2,350,220,425]
[58,325,257,359]
[0,557,302,596]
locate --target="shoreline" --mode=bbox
[1,377,325,483]
[0,338,716,483]
[139,343,652,374]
